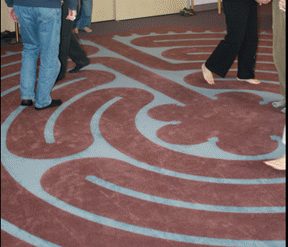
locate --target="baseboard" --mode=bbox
[194,2,220,12]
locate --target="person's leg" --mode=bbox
[67,33,90,73]
[73,0,82,31]
[272,0,286,109]
[81,0,92,31]
[237,0,258,80]
[204,1,251,78]
[264,155,286,170]
[58,0,74,80]
[13,6,40,104]
[264,126,286,170]
[34,7,62,109]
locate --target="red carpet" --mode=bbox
[1,26,286,247]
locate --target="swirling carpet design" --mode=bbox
[1,26,286,247]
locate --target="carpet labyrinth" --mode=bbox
[1,27,286,247]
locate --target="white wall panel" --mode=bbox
[116,0,187,21]
[0,0,115,31]
[1,0,218,31]
[195,0,218,4]
[1,0,15,32]
[115,0,218,21]
[91,0,115,22]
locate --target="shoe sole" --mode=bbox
[35,100,62,110]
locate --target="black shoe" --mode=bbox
[21,99,33,106]
[35,99,62,110]
[68,60,90,73]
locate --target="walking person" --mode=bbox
[271,0,286,114]
[57,0,90,82]
[201,0,269,85]
[72,0,93,34]
[263,0,286,170]
[5,0,78,110]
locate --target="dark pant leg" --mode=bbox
[58,0,73,77]
[68,33,90,67]
[205,1,253,78]
[59,0,89,76]
[237,1,258,79]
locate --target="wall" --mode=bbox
[1,0,218,31]
[1,0,15,32]
[115,0,218,21]
[91,0,115,22]
[196,0,218,3]
[0,0,115,31]
[116,0,187,21]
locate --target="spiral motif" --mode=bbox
[1,27,285,247]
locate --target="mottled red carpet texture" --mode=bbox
[1,27,286,247]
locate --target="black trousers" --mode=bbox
[58,0,90,77]
[205,0,258,79]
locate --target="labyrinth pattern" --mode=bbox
[1,26,286,247]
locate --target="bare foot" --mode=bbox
[264,155,286,170]
[237,77,261,84]
[202,63,215,85]
[72,28,79,34]
[83,27,92,33]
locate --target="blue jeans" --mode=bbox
[13,6,61,108]
[74,0,92,29]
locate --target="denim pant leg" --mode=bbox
[82,0,92,28]
[13,6,40,101]
[76,0,92,29]
[35,7,62,108]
